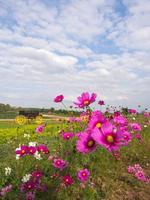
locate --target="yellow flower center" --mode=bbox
[21,150,25,154]
[106,135,114,143]
[87,140,94,147]
[96,122,102,128]
[84,100,89,105]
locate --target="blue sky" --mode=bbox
[0,0,150,109]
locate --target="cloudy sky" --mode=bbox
[0,0,150,109]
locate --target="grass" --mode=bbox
[0,116,150,200]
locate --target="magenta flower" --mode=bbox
[62,175,74,186]
[0,185,12,197]
[88,110,107,130]
[127,166,135,174]
[53,158,67,170]
[113,115,127,126]
[121,131,132,145]
[62,132,74,140]
[74,92,97,108]
[98,100,105,105]
[16,145,29,157]
[32,171,43,180]
[28,146,37,155]
[130,123,141,131]
[26,192,35,200]
[36,125,45,133]
[76,131,96,154]
[37,144,49,154]
[144,112,150,118]
[77,169,90,182]
[135,171,146,182]
[21,181,36,192]
[127,164,149,183]
[92,122,122,152]
[135,133,143,141]
[128,109,137,114]
[54,95,64,103]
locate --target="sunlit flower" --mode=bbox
[92,122,122,152]
[74,92,97,108]
[77,169,90,182]
[88,110,106,130]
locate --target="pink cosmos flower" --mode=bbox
[54,95,64,103]
[62,132,74,140]
[127,166,135,174]
[128,109,137,114]
[113,115,127,126]
[74,92,97,108]
[121,131,132,146]
[37,144,49,154]
[98,100,105,105]
[28,146,37,155]
[77,169,90,182]
[36,125,45,133]
[144,112,150,118]
[130,123,141,131]
[26,192,35,200]
[16,145,29,157]
[135,133,143,142]
[135,171,146,182]
[76,131,96,154]
[62,175,74,186]
[21,181,36,192]
[92,122,122,152]
[0,185,12,197]
[53,159,67,170]
[114,111,121,117]
[127,164,149,183]
[88,110,107,130]
[32,171,43,180]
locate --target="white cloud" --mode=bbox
[0,0,149,109]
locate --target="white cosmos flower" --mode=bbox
[28,142,37,147]
[22,174,32,183]
[5,167,12,176]
[34,151,42,160]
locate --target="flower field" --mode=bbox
[0,93,150,200]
